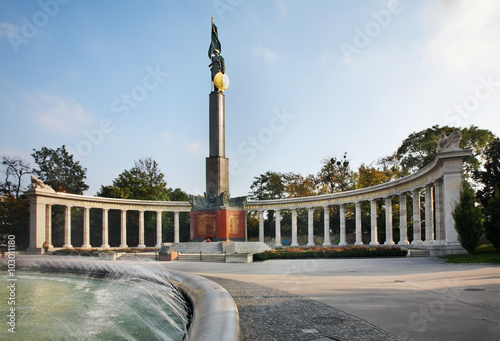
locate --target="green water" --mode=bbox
[1,273,187,341]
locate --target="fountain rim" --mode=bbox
[9,258,241,341]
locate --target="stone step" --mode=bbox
[176,253,226,263]
[407,249,431,257]
[174,242,223,254]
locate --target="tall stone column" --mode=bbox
[355,202,363,245]
[82,207,91,248]
[384,197,395,245]
[174,211,180,244]
[442,160,465,245]
[323,205,331,246]
[370,199,379,245]
[291,209,298,246]
[62,205,73,248]
[258,210,264,243]
[424,184,435,245]
[398,194,409,245]
[275,209,282,247]
[206,91,229,197]
[119,210,128,248]
[101,208,110,248]
[339,204,347,246]
[307,207,315,246]
[434,179,444,244]
[138,210,146,248]
[412,189,423,245]
[46,204,53,248]
[156,211,163,248]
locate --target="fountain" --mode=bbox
[3,254,240,340]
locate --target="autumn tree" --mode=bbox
[318,152,355,193]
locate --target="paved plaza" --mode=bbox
[162,257,500,341]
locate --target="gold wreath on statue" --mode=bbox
[214,72,229,91]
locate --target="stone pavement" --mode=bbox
[206,276,401,341]
[162,257,500,341]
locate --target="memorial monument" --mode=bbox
[188,19,247,242]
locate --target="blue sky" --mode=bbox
[1,0,499,197]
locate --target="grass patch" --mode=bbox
[440,244,500,264]
[253,246,406,261]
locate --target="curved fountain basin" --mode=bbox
[11,258,241,341]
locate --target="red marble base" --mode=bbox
[190,209,246,242]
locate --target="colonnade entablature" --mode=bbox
[244,149,472,255]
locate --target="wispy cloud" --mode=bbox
[253,44,278,62]
[422,0,500,72]
[0,22,19,38]
[184,141,202,153]
[27,92,94,134]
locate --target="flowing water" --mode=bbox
[1,258,189,341]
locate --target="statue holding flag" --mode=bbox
[208,18,229,92]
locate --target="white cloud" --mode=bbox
[184,141,202,153]
[27,92,94,134]
[160,130,170,140]
[253,44,278,62]
[0,22,19,38]
[422,0,500,72]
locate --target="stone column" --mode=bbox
[412,189,423,245]
[156,211,162,248]
[424,184,435,245]
[174,211,180,244]
[62,205,73,248]
[307,207,315,246]
[46,204,53,248]
[82,207,91,248]
[441,157,466,245]
[138,210,146,248]
[119,210,128,248]
[27,194,47,253]
[370,199,379,245]
[291,208,298,246]
[275,209,282,247]
[339,204,347,246]
[323,206,332,246]
[355,202,363,245]
[101,208,110,248]
[398,194,409,245]
[258,210,264,243]
[434,179,444,244]
[384,197,395,245]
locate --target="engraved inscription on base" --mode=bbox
[229,215,239,235]
[198,214,216,237]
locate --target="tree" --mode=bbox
[286,173,323,197]
[473,138,500,208]
[1,156,31,199]
[483,190,500,250]
[357,164,391,189]
[452,181,483,255]
[396,125,495,175]
[98,157,169,201]
[318,152,355,193]
[31,145,88,194]
[249,171,289,200]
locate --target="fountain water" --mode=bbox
[5,255,190,341]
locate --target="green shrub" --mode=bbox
[253,246,406,261]
[452,181,483,255]
[484,190,500,250]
